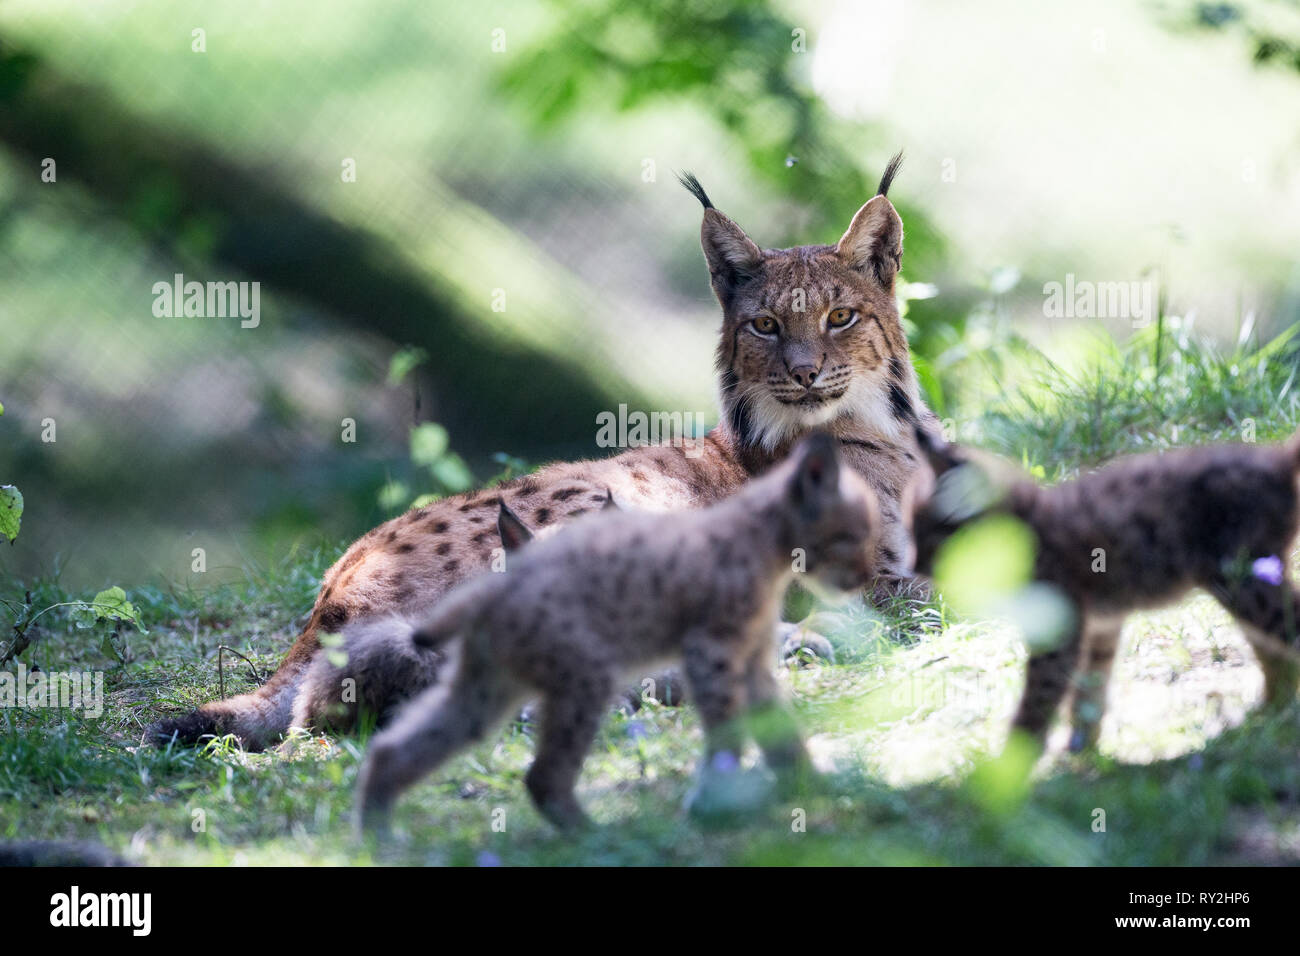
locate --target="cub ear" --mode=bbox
[678,172,763,304]
[788,432,841,521]
[914,424,963,479]
[497,500,534,552]
[835,195,903,289]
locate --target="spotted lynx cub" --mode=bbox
[355,434,878,832]
[153,154,933,750]
[906,426,1300,752]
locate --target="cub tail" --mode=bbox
[411,573,499,650]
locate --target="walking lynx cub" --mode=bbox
[354,434,878,832]
[152,154,934,750]
[906,426,1300,752]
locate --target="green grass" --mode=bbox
[4,323,1300,865]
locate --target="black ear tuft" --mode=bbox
[497,499,534,551]
[876,150,904,197]
[601,488,619,511]
[676,171,714,210]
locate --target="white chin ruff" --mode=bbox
[748,375,905,452]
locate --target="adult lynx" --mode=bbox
[151,154,937,749]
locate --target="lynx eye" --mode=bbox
[751,316,779,335]
[827,307,857,329]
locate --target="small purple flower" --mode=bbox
[710,750,740,774]
[476,851,501,868]
[1188,754,1204,772]
[625,720,647,741]
[1252,555,1284,586]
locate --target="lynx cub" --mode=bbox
[355,433,878,832]
[906,426,1300,752]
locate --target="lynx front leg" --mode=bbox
[682,633,748,763]
[743,648,813,793]
[1068,618,1122,753]
[1212,572,1300,710]
[1012,619,1083,750]
[682,631,773,822]
[525,668,612,831]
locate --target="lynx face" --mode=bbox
[682,157,917,453]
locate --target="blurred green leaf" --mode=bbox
[933,514,1035,615]
[387,346,429,386]
[71,586,147,633]
[409,422,450,467]
[430,453,474,492]
[0,485,23,543]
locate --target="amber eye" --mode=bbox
[828,307,856,328]
[752,316,779,335]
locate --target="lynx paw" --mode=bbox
[685,752,772,827]
[777,623,835,666]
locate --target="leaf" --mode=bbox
[0,485,22,543]
[387,346,428,386]
[377,479,410,512]
[933,514,1035,615]
[85,586,148,633]
[409,422,450,467]
[430,453,474,492]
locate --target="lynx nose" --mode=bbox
[788,365,819,389]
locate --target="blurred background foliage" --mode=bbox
[1,0,1298,591]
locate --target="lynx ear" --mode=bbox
[914,424,962,478]
[701,210,763,302]
[835,195,903,288]
[497,500,534,552]
[601,488,619,511]
[678,172,763,303]
[788,432,841,521]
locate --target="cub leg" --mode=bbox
[681,632,748,765]
[525,665,613,831]
[1068,618,1122,753]
[354,646,517,837]
[742,647,813,793]
[1011,618,1084,750]
[1211,572,1300,710]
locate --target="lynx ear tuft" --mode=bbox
[497,499,534,552]
[876,149,904,198]
[676,171,714,210]
[836,195,903,288]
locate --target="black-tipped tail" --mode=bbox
[676,170,714,210]
[147,710,225,747]
[877,150,904,197]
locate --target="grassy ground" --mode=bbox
[4,323,1300,865]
